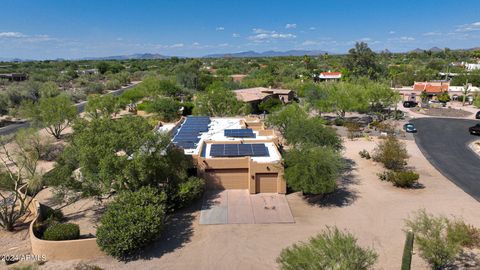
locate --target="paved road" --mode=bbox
[412,118,480,201]
[0,82,139,136]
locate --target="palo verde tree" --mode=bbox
[21,94,77,139]
[85,94,120,119]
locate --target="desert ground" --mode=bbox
[27,136,480,270]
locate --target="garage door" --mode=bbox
[255,173,278,193]
[205,169,249,190]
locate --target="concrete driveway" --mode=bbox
[412,118,480,201]
[200,190,294,225]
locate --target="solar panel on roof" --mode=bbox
[172,116,210,149]
[224,128,255,138]
[209,144,269,157]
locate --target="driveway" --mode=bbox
[200,190,294,225]
[412,118,480,201]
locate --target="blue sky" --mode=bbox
[1,0,480,59]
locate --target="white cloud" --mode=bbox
[218,43,229,47]
[359,37,372,42]
[389,31,396,34]
[192,42,200,46]
[423,31,442,36]
[215,26,225,31]
[252,28,273,34]
[249,28,296,42]
[232,33,240,38]
[309,27,316,31]
[285,23,297,29]
[0,32,26,38]
[387,36,415,43]
[457,21,480,32]
[169,43,184,48]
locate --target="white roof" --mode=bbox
[181,118,278,162]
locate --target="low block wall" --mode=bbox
[27,195,105,260]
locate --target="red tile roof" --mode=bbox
[413,81,449,93]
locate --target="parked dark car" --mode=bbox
[403,101,418,108]
[469,123,480,135]
[403,123,417,133]
[476,111,480,119]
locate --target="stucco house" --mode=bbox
[165,116,286,194]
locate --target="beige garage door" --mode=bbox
[255,173,278,193]
[205,169,249,190]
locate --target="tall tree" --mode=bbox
[193,83,248,116]
[0,129,45,231]
[22,94,77,139]
[345,42,384,79]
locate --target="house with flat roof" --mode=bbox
[234,87,294,104]
[313,72,342,82]
[166,116,286,194]
[0,73,27,81]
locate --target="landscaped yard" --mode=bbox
[33,137,480,270]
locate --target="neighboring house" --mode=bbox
[395,81,479,102]
[166,116,286,193]
[466,63,480,71]
[0,73,27,81]
[233,87,295,112]
[313,72,342,82]
[76,69,99,75]
[230,74,247,82]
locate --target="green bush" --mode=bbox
[284,147,344,194]
[373,135,408,170]
[175,177,205,209]
[359,149,371,159]
[405,210,480,269]
[378,170,419,188]
[43,223,80,241]
[334,117,345,126]
[277,226,378,270]
[96,187,167,259]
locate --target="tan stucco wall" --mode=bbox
[27,196,105,260]
[195,140,286,194]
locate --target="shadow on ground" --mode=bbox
[304,158,359,208]
[133,199,201,261]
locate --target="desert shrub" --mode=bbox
[96,187,167,259]
[378,170,419,188]
[372,135,408,170]
[73,263,104,270]
[334,117,345,126]
[345,121,361,139]
[40,143,65,161]
[43,223,80,241]
[277,226,378,270]
[105,79,121,90]
[359,149,371,159]
[174,177,205,209]
[405,210,480,269]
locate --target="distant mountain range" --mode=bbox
[204,50,329,58]
[409,47,445,53]
[2,47,480,62]
[79,53,169,61]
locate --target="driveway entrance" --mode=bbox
[200,190,294,225]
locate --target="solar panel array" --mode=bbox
[224,128,256,138]
[172,116,211,149]
[210,144,269,157]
